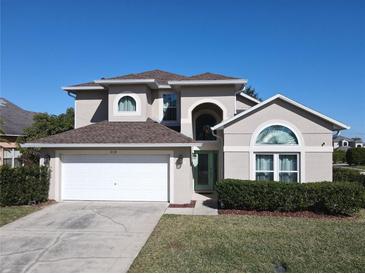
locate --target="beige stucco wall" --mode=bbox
[305,152,333,182]
[42,147,193,204]
[223,98,334,182]
[236,95,257,111]
[224,151,250,180]
[180,85,237,138]
[108,85,151,122]
[75,91,108,128]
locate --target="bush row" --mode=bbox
[216,179,365,215]
[333,168,365,187]
[346,147,365,165]
[0,165,50,206]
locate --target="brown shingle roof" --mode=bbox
[187,72,238,80]
[105,69,188,85]
[29,119,195,144]
[0,98,37,136]
[70,69,240,87]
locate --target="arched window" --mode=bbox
[256,125,298,145]
[195,114,217,140]
[118,96,136,112]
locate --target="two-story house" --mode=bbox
[24,70,349,204]
[333,135,364,150]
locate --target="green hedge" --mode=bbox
[346,147,365,165]
[333,168,365,187]
[216,179,365,215]
[0,165,50,206]
[333,149,346,163]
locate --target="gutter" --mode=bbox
[168,79,247,86]
[21,143,203,148]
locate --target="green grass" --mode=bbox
[129,211,365,272]
[0,205,40,226]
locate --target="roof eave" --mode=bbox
[21,142,202,148]
[238,92,261,104]
[62,86,105,91]
[168,79,247,86]
[94,79,159,89]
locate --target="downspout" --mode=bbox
[333,130,341,138]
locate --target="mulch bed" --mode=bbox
[27,200,56,208]
[219,209,354,220]
[169,200,196,208]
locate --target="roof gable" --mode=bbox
[212,94,349,131]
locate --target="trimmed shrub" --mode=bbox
[333,149,346,163]
[346,147,365,165]
[216,179,365,215]
[0,165,50,206]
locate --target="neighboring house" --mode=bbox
[333,135,364,150]
[349,137,364,148]
[0,98,36,167]
[23,69,349,204]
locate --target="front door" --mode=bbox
[194,151,218,192]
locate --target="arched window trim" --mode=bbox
[192,109,221,141]
[249,120,305,183]
[256,125,298,145]
[113,93,141,116]
[118,96,136,112]
[250,121,304,147]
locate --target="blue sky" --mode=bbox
[1,0,364,138]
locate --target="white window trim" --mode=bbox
[113,93,141,116]
[3,148,20,168]
[159,91,180,126]
[248,120,305,182]
[255,153,300,182]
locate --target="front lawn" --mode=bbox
[129,212,365,272]
[0,205,41,226]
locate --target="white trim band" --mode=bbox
[224,146,333,152]
[62,86,105,91]
[22,143,202,148]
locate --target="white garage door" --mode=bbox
[61,154,169,201]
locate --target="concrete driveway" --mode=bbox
[0,202,167,273]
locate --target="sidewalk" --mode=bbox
[164,192,218,215]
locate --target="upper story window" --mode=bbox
[163,94,177,121]
[256,125,298,145]
[195,114,217,141]
[118,96,136,112]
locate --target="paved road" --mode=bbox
[0,202,167,272]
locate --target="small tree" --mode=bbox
[17,108,74,165]
[243,86,261,101]
[346,147,365,165]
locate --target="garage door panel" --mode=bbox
[61,154,169,201]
